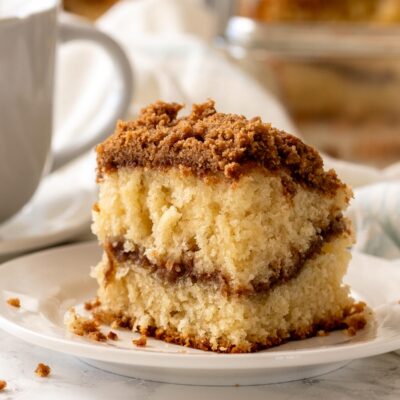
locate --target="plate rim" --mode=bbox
[0,241,400,370]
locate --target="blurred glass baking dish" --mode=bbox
[221,16,400,167]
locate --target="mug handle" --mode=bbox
[51,17,133,171]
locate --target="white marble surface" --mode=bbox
[0,328,399,400]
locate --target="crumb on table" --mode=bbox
[35,363,51,378]
[132,335,147,347]
[107,331,118,341]
[0,380,6,391]
[7,298,20,308]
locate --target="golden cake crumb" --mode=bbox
[0,380,6,391]
[87,331,107,342]
[92,309,118,325]
[317,330,329,337]
[35,363,51,378]
[66,309,110,342]
[343,301,368,336]
[344,302,368,331]
[132,335,147,347]
[7,298,20,308]
[107,331,118,341]
[107,315,132,329]
[84,297,101,311]
[346,327,357,336]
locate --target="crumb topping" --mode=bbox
[132,335,147,347]
[96,100,344,194]
[0,380,6,391]
[35,363,51,378]
[7,298,20,308]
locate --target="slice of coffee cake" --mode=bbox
[88,100,366,352]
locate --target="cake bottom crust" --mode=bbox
[91,304,367,353]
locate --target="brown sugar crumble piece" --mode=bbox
[92,202,100,212]
[132,335,147,347]
[35,363,51,378]
[107,331,118,341]
[0,380,6,391]
[84,297,101,311]
[87,331,107,342]
[7,297,20,308]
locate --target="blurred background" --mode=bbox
[63,0,400,168]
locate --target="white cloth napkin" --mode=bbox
[55,0,400,265]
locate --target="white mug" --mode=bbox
[0,0,133,222]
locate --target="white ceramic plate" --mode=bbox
[0,242,399,386]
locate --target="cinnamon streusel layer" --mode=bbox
[96,100,345,195]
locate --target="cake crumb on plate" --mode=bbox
[66,308,99,336]
[7,298,20,308]
[107,331,118,340]
[87,331,107,342]
[84,297,101,311]
[132,335,147,347]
